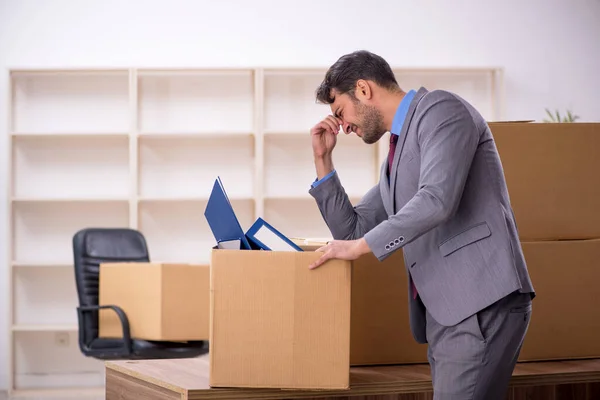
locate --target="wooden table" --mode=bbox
[105,357,600,400]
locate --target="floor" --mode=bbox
[2,354,211,400]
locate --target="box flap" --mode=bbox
[290,237,331,251]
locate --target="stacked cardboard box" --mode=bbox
[491,122,600,241]
[518,239,600,361]
[490,122,600,362]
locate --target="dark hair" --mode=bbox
[315,50,400,104]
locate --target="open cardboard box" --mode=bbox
[209,247,352,390]
[209,238,427,390]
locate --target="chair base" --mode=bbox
[86,338,209,360]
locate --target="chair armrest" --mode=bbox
[77,304,132,355]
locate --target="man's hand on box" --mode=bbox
[309,238,371,270]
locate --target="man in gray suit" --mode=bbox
[307,50,535,400]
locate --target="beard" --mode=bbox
[355,102,387,144]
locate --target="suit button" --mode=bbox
[399,236,405,243]
[385,245,391,250]
[394,239,400,245]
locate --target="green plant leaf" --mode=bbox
[544,108,556,122]
[543,108,579,123]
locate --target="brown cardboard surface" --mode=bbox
[519,239,600,362]
[490,122,600,241]
[99,263,209,341]
[292,239,427,366]
[209,249,351,390]
[350,250,427,365]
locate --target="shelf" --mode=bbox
[12,201,129,265]
[12,325,77,332]
[11,70,129,134]
[264,133,376,198]
[139,196,253,202]
[138,68,253,77]
[263,198,331,239]
[11,132,129,138]
[138,131,253,139]
[138,199,255,264]
[6,66,504,395]
[12,197,129,203]
[138,134,255,199]
[263,130,310,136]
[138,70,255,133]
[263,68,328,76]
[13,267,78,326]
[11,135,130,199]
[263,194,364,203]
[14,331,104,390]
[263,70,327,133]
[12,262,72,268]
[10,387,105,399]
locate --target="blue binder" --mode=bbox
[204,177,252,250]
[245,217,303,252]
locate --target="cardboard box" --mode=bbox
[349,250,427,365]
[349,237,600,364]
[209,249,352,390]
[490,122,600,241]
[345,237,600,364]
[99,263,209,341]
[518,239,600,361]
[293,239,427,366]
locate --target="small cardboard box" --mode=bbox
[99,262,209,341]
[518,239,600,361]
[209,249,352,390]
[490,122,600,241]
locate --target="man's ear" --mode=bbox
[355,79,372,100]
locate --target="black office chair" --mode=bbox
[72,227,208,360]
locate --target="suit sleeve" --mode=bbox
[309,170,388,240]
[364,91,480,260]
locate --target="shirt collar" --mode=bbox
[390,89,416,135]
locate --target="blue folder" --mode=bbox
[245,217,303,252]
[204,177,252,250]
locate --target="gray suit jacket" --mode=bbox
[309,87,535,343]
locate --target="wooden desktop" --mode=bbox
[105,357,600,400]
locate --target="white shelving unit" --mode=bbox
[5,66,503,397]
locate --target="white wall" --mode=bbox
[1,0,599,389]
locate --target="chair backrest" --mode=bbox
[72,228,150,342]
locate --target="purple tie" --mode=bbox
[387,133,399,176]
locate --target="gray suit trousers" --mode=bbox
[425,290,533,400]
